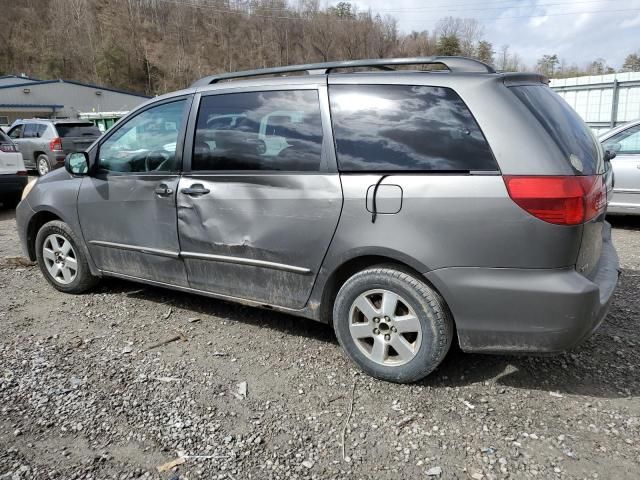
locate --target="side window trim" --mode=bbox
[94,94,193,176]
[182,86,337,175]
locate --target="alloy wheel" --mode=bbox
[42,234,78,285]
[38,157,50,176]
[348,289,422,366]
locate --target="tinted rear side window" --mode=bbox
[510,85,602,175]
[329,85,497,172]
[23,123,38,138]
[55,123,101,138]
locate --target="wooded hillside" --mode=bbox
[1,0,638,96]
[0,0,506,95]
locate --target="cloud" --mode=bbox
[620,13,640,27]
[332,0,640,69]
[529,15,548,27]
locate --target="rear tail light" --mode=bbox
[0,143,18,152]
[503,175,606,225]
[16,170,27,176]
[49,137,63,151]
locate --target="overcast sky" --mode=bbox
[328,0,640,69]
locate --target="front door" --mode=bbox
[177,87,342,309]
[78,97,191,286]
[604,124,640,210]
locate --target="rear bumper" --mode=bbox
[0,174,28,197]
[425,225,620,354]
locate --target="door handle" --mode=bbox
[181,184,210,196]
[154,184,174,196]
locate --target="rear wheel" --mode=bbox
[333,266,453,383]
[35,220,99,293]
[37,154,51,176]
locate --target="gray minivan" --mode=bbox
[16,57,619,383]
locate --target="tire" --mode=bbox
[35,220,99,293]
[333,266,453,383]
[37,154,51,176]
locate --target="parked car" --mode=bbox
[600,119,640,215]
[16,57,619,383]
[0,129,28,207]
[7,119,101,176]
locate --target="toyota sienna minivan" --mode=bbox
[16,57,619,383]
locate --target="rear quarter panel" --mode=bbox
[320,174,583,274]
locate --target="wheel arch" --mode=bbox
[315,250,454,332]
[33,151,47,162]
[26,210,62,261]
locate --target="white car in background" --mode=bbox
[0,129,28,208]
[600,119,640,215]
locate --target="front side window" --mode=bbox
[192,90,324,172]
[8,124,23,139]
[329,85,497,172]
[604,124,640,155]
[98,100,186,173]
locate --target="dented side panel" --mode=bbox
[177,174,342,308]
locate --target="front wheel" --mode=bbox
[35,220,99,293]
[333,266,453,383]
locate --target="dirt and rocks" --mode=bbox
[0,205,639,480]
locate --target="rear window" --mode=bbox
[510,85,602,175]
[55,123,101,138]
[329,85,497,172]
[0,130,11,143]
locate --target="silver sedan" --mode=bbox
[601,119,640,215]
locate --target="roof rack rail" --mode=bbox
[191,56,495,87]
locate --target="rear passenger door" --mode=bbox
[178,85,342,309]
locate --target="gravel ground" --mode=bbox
[1,205,639,480]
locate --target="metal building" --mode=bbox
[0,75,150,131]
[550,72,640,135]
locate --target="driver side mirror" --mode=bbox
[603,142,621,161]
[65,152,89,176]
